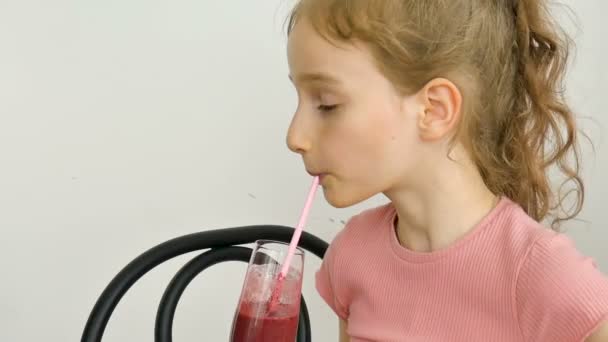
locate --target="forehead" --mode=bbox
[287,18,380,87]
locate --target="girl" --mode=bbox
[284,0,608,341]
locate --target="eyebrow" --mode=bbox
[288,71,342,85]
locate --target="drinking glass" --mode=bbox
[230,240,305,342]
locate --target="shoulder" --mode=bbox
[320,201,394,277]
[485,199,608,340]
[328,202,394,253]
[488,198,571,267]
[315,203,393,319]
[514,225,608,341]
[516,229,608,299]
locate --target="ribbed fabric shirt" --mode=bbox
[316,197,608,341]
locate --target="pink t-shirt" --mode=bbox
[316,197,608,341]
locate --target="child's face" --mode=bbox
[286,18,425,208]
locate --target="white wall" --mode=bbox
[0,1,605,341]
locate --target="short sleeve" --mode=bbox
[315,230,349,320]
[515,233,608,342]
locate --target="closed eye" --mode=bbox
[318,104,338,112]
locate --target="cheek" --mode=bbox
[322,126,359,163]
[359,107,404,153]
[326,111,400,168]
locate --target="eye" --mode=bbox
[318,104,338,112]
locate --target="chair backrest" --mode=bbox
[81,225,329,342]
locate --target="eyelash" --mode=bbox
[318,104,338,112]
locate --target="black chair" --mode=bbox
[81,225,329,342]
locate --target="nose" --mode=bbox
[286,110,312,154]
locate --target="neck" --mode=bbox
[384,149,498,253]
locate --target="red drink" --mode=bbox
[230,302,299,342]
[230,241,304,342]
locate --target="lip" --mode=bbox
[306,170,326,181]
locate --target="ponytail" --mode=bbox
[500,0,583,228]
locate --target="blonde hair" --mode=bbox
[287,0,584,229]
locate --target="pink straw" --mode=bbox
[268,175,319,310]
[280,175,319,278]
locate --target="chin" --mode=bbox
[322,185,375,208]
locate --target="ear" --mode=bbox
[416,78,462,141]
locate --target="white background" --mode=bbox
[0,1,606,341]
